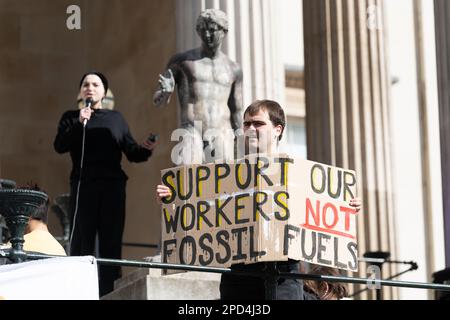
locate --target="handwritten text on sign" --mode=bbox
[160,155,359,272]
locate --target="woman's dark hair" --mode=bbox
[79,71,109,94]
[19,182,49,224]
[303,265,349,300]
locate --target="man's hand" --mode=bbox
[349,198,362,212]
[156,184,172,203]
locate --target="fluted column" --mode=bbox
[303,0,396,299]
[175,0,203,51]
[175,0,285,107]
[434,0,450,267]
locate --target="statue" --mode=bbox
[153,9,243,164]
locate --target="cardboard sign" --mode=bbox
[160,154,358,273]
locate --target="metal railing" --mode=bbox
[2,248,450,300]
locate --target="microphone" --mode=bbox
[359,251,391,265]
[83,98,94,127]
[363,251,391,260]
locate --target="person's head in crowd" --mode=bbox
[303,265,349,300]
[19,183,50,234]
[243,99,286,154]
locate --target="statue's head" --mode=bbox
[196,9,228,32]
[196,9,228,49]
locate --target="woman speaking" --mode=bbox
[54,71,156,296]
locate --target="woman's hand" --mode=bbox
[142,140,157,151]
[79,107,93,124]
[142,135,158,151]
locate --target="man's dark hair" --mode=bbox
[244,99,286,141]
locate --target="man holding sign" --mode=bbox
[156,100,361,300]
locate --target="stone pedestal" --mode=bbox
[101,256,221,300]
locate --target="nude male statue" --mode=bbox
[153,9,243,164]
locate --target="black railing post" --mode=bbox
[363,251,391,300]
[264,262,278,300]
[0,189,48,263]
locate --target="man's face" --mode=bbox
[198,21,226,50]
[243,109,282,154]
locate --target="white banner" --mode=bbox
[0,256,99,300]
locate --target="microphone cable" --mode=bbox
[69,99,92,255]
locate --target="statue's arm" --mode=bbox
[228,67,244,131]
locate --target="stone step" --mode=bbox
[103,269,221,300]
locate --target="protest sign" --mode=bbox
[160,154,358,273]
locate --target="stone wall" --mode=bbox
[0,0,178,268]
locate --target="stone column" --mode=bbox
[175,0,203,52]
[303,0,396,299]
[434,0,450,267]
[175,0,285,106]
